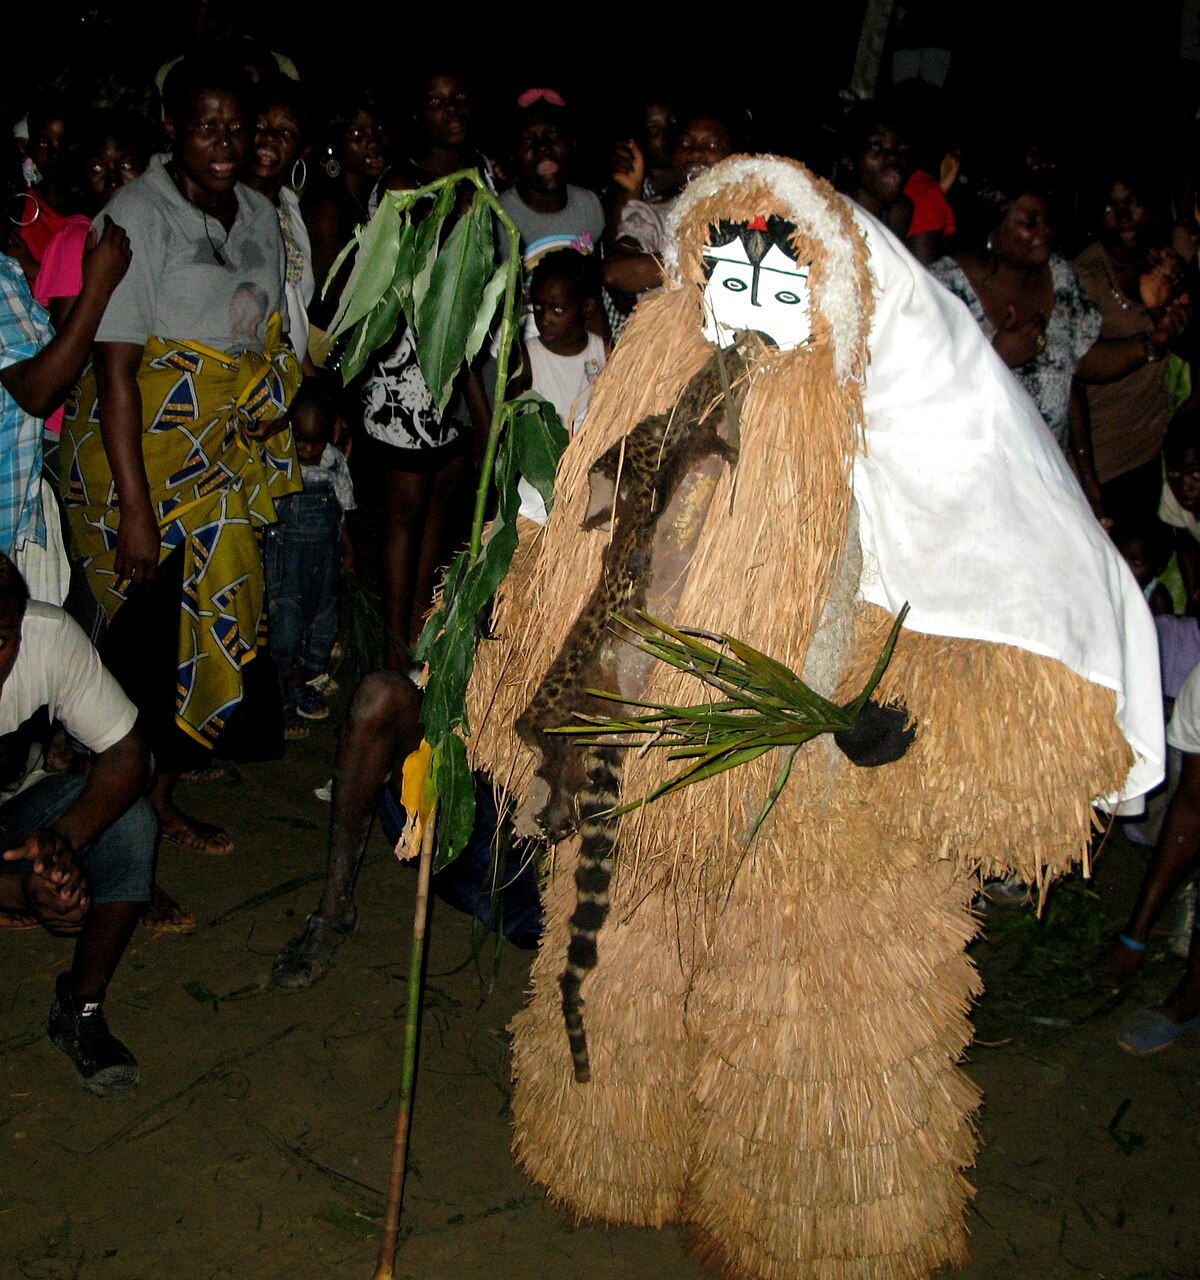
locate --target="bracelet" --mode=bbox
[1118,932,1148,952]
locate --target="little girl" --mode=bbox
[264,380,354,738]
[516,251,608,525]
[526,250,607,433]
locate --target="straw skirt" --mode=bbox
[504,611,1131,1279]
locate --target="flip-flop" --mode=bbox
[1117,1005,1200,1055]
[0,908,39,929]
[140,885,197,933]
[178,764,230,784]
[295,688,329,721]
[272,912,356,992]
[161,814,236,856]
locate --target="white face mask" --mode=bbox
[700,238,812,351]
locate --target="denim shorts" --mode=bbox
[0,772,156,904]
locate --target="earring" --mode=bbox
[8,197,40,229]
[323,150,341,179]
[986,235,995,253]
[291,159,308,191]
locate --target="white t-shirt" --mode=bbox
[0,604,136,790]
[1168,661,1200,753]
[517,335,606,526]
[527,333,606,435]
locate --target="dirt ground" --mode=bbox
[1,699,1197,1280]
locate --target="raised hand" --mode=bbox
[81,220,132,298]
[610,139,645,196]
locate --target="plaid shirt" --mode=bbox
[0,255,51,556]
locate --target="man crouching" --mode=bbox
[0,555,155,1096]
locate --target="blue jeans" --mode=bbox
[0,773,155,904]
[264,489,341,679]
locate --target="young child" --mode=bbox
[1111,517,1175,616]
[264,380,354,738]
[512,252,608,527]
[526,250,607,434]
[498,91,604,265]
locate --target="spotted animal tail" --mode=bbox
[559,746,622,1084]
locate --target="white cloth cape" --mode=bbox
[850,208,1163,803]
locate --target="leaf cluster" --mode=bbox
[416,391,566,868]
[323,173,505,409]
[555,607,909,841]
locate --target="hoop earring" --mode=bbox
[291,158,308,191]
[8,197,40,229]
[323,151,341,179]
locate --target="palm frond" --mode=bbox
[550,605,909,828]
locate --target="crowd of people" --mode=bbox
[3,23,1200,1103]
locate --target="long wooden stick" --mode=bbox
[372,802,438,1280]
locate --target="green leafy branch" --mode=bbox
[553,606,909,842]
[325,169,567,875]
[328,172,567,1280]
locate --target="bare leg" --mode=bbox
[318,672,422,923]
[274,672,422,989]
[410,451,469,651]
[69,902,140,1001]
[382,469,437,670]
[1106,752,1200,979]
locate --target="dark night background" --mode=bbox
[7,0,1200,186]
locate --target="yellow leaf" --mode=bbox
[395,740,434,862]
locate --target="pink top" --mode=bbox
[19,189,70,264]
[32,216,92,436]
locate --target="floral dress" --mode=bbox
[929,253,1100,452]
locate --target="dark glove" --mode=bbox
[834,699,915,767]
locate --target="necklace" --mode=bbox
[1098,248,1133,312]
[167,162,234,266]
[202,210,231,266]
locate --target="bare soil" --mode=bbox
[1,707,1196,1280]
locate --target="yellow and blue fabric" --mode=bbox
[0,255,51,556]
[60,313,301,746]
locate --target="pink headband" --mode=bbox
[517,88,566,110]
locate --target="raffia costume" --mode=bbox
[464,158,1162,1279]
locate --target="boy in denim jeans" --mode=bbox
[265,381,354,738]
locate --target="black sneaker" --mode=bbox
[47,974,139,1097]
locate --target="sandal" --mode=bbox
[272,911,356,992]
[0,908,39,929]
[1117,1004,1200,1055]
[161,812,236,856]
[178,764,230,784]
[293,686,329,722]
[283,706,309,741]
[140,884,197,932]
